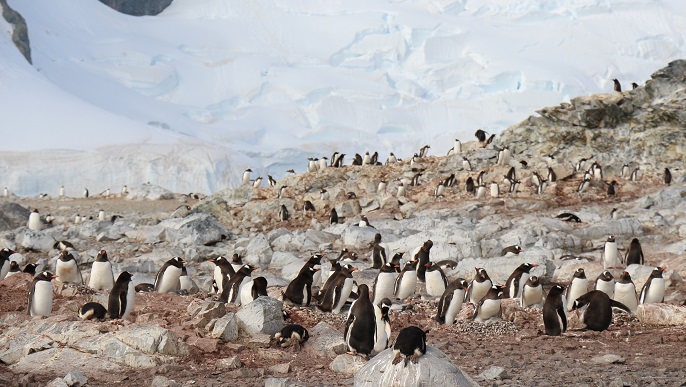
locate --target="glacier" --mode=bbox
[1,0,686,196]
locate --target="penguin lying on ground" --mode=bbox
[78,302,108,321]
[274,324,309,351]
[572,290,631,332]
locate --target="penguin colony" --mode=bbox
[2,95,683,376]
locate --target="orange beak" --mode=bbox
[531,264,538,267]
[351,267,358,271]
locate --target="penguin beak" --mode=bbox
[530,264,538,267]
[350,267,358,271]
[314,268,321,272]
[424,263,431,267]
[394,265,400,269]
[181,260,187,264]
[51,275,57,279]
[659,266,667,271]
[251,266,259,271]
[209,259,215,263]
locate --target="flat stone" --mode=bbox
[591,354,626,364]
[303,322,347,360]
[63,370,88,387]
[330,354,366,375]
[479,365,508,380]
[210,313,238,342]
[637,304,686,326]
[217,355,242,370]
[269,362,291,375]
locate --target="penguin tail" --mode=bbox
[610,300,632,314]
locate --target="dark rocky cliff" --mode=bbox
[0,0,31,64]
[98,0,173,16]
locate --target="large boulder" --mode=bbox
[235,297,284,336]
[0,203,30,232]
[159,213,228,247]
[637,304,686,326]
[303,322,347,360]
[354,346,479,386]
[15,228,55,252]
[125,183,174,200]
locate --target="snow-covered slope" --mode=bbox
[2,0,686,196]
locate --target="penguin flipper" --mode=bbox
[511,277,520,298]
[609,299,631,314]
[441,270,448,289]
[436,292,452,322]
[305,284,312,306]
[380,249,387,266]
[557,306,567,332]
[331,285,343,311]
[393,272,405,296]
[27,283,35,315]
[153,264,167,291]
[118,289,127,319]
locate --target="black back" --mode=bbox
[475,129,487,142]
[344,285,376,355]
[624,238,644,265]
[664,168,672,185]
[284,267,317,305]
[435,278,467,324]
[220,265,255,303]
[465,177,475,194]
[573,290,630,331]
[393,326,427,363]
[504,263,536,298]
[109,271,133,319]
[415,240,433,282]
[330,208,338,224]
[389,252,404,273]
[543,285,567,336]
[317,266,354,312]
[251,277,268,300]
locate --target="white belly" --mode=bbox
[566,278,588,310]
[444,289,466,324]
[240,279,255,305]
[373,273,397,305]
[595,279,615,299]
[603,244,618,269]
[88,261,114,290]
[312,266,322,288]
[213,267,224,293]
[157,266,182,293]
[469,280,491,304]
[56,260,81,284]
[425,271,446,297]
[395,272,417,300]
[510,273,529,299]
[0,261,10,280]
[614,283,638,312]
[490,184,499,198]
[373,306,388,353]
[31,281,53,317]
[521,285,543,307]
[475,299,501,322]
[642,279,665,304]
[333,278,355,314]
[28,213,42,231]
[121,285,135,319]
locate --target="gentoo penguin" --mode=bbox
[389,252,404,273]
[547,167,557,182]
[594,270,615,299]
[504,263,538,299]
[565,268,588,311]
[572,290,631,331]
[54,240,75,252]
[121,184,128,194]
[630,167,640,182]
[239,276,268,306]
[442,173,457,188]
[330,208,339,224]
[318,265,357,313]
[465,176,475,194]
[396,182,406,198]
[253,177,263,188]
[317,261,347,300]
[0,248,16,280]
[632,82,639,89]
[614,271,638,313]
[472,285,506,322]
[278,185,288,199]
[334,153,346,167]
[543,285,567,336]
[303,200,316,217]
[344,284,376,357]
[221,264,258,304]
[338,249,359,262]
[154,256,185,293]
[462,157,472,172]
[5,261,21,278]
[556,213,581,223]
[602,235,619,269]
[320,189,330,200]
[78,302,107,321]
[307,157,317,172]
[319,157,328,170]
[28,271,57,316]
[476,171,485,186]
[424,262,448,297]
[466,267,492,304]
[362,151,372,165]
[475,184,487,198]
[346,192,357,199]
[229,253,244,273]
[500,244,523,256]
[372,264,398,305]
[520,276,543,308]
[607,180,618,196]
[268,175,277,187]
[497,146,511,165]
[88,249,114,291]
[435,260,457,271]
[475,129,487,143]
[109,271,135,319]
[283,266,318,306]
[3,187,8,197]
[98,209,106,221]
[371,233,387,269]
[386,152,397,164]
[209,256,235,294]
[394,260,419,301]
[55,251,83,284]
[435,278,468,324]
[490,182,499,198]
[179,267,200,294]
[639,267,667,304]
[135,283,155,292]
[664,168,672,185]
[419,145,430,158]
[377,180,387,195]
[27,209,42,231]
[353,153,363,166]
[83,188,89,198]
[373,298,392,354]
[621,163,630,178]
[415,240,433,282]
[358,215,373,228]
[23,263,37,276]
[274,324,310,351]
[448,139,461,156]
[299,253,324,288]
[410,173,422,186]
[578,178,591,193]
[279,205,290,221]
[624,238,644,265]
[434,182,445,198]
[242,168,252,185]
[391,326,428,366]
[612,78,622,92]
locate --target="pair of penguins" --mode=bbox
[210,254,268,305]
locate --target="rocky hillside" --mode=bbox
[1,61,686,386]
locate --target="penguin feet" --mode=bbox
[408,354,421,364]
[391,352,403,365]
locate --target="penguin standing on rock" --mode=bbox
[318,265,357,313]
[299,253,324,288]
[28,271,57,316]
[572,290,631,331]
[109,271,135,319]
[279,205,290,221]
[210,256,235,294]
[27,209,43,231]
[373,298,392,354]
[466,268,492,304]
[424,262,448,297]
[55,251,83,284]
[392,326,428,366]
[154,257,185,293]
[594,270,615,299]
[394,260,419,301]
[435,278,468,324]
[330,208,339,224]
[344,284,376,357]
[543,285,567,336]
[624,238,644,265]
[565,268,588,311]
[614,271,638,313]
[521,276,543,307]
[240,276,268,306]
[639,267,667,304]
[371,233,387,269]
[88,250,114,291]
[283,266,319,306]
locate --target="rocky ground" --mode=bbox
[2,61,686,386]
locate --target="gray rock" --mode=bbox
[63,370,88,387]
[159,213,228,248]
[0,203,30,232]
[190,301,226,328]
[479,365,507,380]
[354,346,479,386]
[114,325,188,356]
[303,322,347,360]
[265,378,303,387]
[126,183,175,201]
[235,296,284,336]
[211,313,238,342]
[269,251,301,269]
[16,228,55,252]
[217,355,242,370]
[45,378,69,387]
[150,375,181,387]
[342,225,379,249]
[330,354,366,375]
[591,354,625,364]
[637,304,686,326]
[244,233,273,265]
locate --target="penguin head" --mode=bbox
[37,271,57,281]
[607,235,616,242]
[651,267,666,278]
[357,284,370,299]
[231,253,243,264]
[574,268,586,279]
[0,247,16,257]
[210,256,227,265]
[600,271,614,281]
[239,264,259,274]
[475,267,489,280]
[405,260,418,270]
[59,251,75,262]
[618,271,633,283]
[170,257,186,267]
[548,285,565,296]
[516,245,523,253]
[528,276,539,286]
[96,250,108,261]
[117,271,133,282]
[521,263,538,272]
[9,261,19,270]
